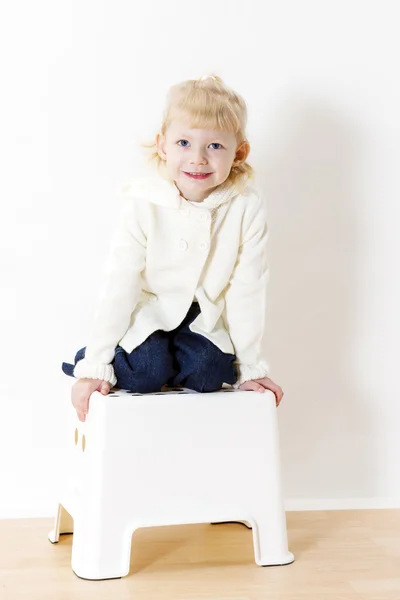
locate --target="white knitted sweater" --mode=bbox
[73,174,270,387]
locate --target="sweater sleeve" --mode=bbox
[223,192,270,387]
[73,187,146,385]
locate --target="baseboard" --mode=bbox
[285,497,400,511]
[0,497,399,520]
[0,505,57,519]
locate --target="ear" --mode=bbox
[155,132,167,160]
[233,140,250,166]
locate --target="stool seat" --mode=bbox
[49,387,294,579]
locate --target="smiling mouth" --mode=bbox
[184,172,213,180]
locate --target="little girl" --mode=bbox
[62,74,284,421]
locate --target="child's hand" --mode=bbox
[239,377,284,407]
[71,378,111,422]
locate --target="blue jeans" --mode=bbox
[62,302,237,393]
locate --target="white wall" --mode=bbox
[1,0,399,517]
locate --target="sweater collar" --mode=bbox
[179,178,238,210]
[125,172,240,209]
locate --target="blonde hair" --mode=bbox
[142,74,254,193]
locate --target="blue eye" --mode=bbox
[177,140,223,150]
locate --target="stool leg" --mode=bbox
[48,503,74,543]
[251,510,294,566]
[71,517,132,580]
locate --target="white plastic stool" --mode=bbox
[49,387,294,579]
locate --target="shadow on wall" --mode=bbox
[255,93,377,504]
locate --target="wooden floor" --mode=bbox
[0,509,399,599]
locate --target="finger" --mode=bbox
[101,382,110,395]
[247,381,265,393]
[251,383,264,393]
[266,384,279,395]
[242,382,265,393]
[268,387,283,403]
[74,406,86,421]
[240,382,258,391]
[76,409,86,422]
[73,397,89,417]
[239,382,250,390]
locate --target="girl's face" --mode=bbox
[156,120,249,202]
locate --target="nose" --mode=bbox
[189,148,208,165]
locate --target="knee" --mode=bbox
[180,353,237,393]
[114,336,176,393]
[129,337,174,382]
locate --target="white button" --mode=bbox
[182,207,190,217]
[199,241,209,251]
[179,239,188,251]
[198,212,209,222]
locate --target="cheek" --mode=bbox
[214,154,234,172]
[166,148,182,167]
